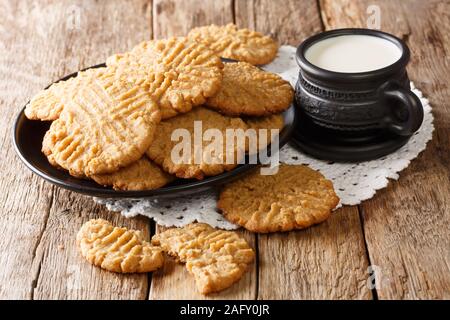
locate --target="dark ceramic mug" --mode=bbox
[295,28,423,137]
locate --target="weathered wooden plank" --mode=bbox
[258,208,372,299]
[320,0,450,299]
[235,0,372,300]
[33,190,152,300]
[234,0,323,45]
[0,0,153,299]
[153,0,233,38]
[2,0,447,301]
[149,0,258,299]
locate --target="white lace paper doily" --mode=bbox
[95,45,434,229]
[94,192,239,230]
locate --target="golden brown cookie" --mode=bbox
[152,223,254,294]
[188,24,278,65]
[25,77,77,121]
[24,69,97,121]
[218,164,339,233]
[42,130,58,166]
[245,114,284,151]
[245,114,284,132]
[146,107,248,180]
[107,37,223,119]
[91,157,174,191]
[206,62,293,116]
[77,219,164,273]
[42,67,161,177]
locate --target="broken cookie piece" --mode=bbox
[152,223,255,294]
[77,219,164,273]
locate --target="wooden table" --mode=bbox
[1,0,449,300]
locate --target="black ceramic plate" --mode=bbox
[13,63,297,198]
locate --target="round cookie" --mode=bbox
[91,157,174,191]
[146,107,248,180]
[188,24,278,65]
[218,164,340,233]
[43,67,161,177]
[206,62,293,116]
[107,37,223,119]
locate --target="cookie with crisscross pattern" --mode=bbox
[42,67,161,177]
[218,164,339,233]
[77,219,164,273]
[146,107,248,180]
[206,62,293,116]
[188,24,278,65]
[91,157,174,191]
[152,223,254,294]
[107,37,223,119]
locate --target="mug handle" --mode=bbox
[379,81,424,136]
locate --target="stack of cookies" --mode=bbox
[24,24,341,295]
[25,24,293,190]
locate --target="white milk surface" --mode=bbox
[305,34,402,73]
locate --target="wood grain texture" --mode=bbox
[33,191,151,300]
[235,0,323,45]
[235,0,372,300]
[149,0,257,299]
[153,0,233,38]
[320,0,450,299]
[0,0,152,299]
[1,0,448,300]
[258,207,372,299]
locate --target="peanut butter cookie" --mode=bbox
[146,107,248,180]
[245,114,284,132]
[77,219,164,273]
[42,67,161,177]
[91,157,174,191]
[245,114,284,150]
[188,24,278,65]
[24,69,96,121]
[218,164,339,233]
[152,223,255,294]
[107,37,223,119]
[206,62,293,116]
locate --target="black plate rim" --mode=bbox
[12,63,297,199]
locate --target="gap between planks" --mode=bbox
[3,0,154,300]
[315,0,378,299]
